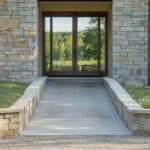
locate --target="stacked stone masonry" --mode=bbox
[0,112,20,137]
[104,78,150,135]
[112,0,149,86]
[0,0,38,83]
[0,0,149,85]
[0,77,47,137]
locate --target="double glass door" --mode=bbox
[43,12,107,76]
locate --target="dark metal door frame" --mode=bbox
[42,12,108,77]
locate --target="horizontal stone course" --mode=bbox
[112,0,149,86]
[0,0,38,83]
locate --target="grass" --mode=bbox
[124,85,150,109]
[46,60,105,71]
[0,81,29,108]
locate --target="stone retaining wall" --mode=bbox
[0,109,21,137]
[104,77,150,134]
[0,77,47,137]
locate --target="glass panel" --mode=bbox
[52,17,72,71]
[77,17,98,72]
[100,17,106,72]
[44,17,50,72]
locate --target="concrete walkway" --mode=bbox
[22,78,131,136]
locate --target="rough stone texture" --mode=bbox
[0,77,47,137]
[0,0,39,83]
[148,0,150,85]
[0,112,21,137]
[0,0,149,85]
[112,0,149,86]
[104,77,150,135]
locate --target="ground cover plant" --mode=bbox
[0,81,28,108]
[125,85,150,109]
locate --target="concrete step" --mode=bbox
[48,77,104,83]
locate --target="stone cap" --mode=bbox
[0,108,23,114]
[104,77,150,115]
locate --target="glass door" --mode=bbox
[77,17,99,74]
[43,13,107,76]
[44,16,73,75]
[52,17,73,72]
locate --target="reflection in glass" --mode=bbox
[100,17,106,72]
[52,17,72,71]
[44,17,50,72]
[77,17,98,72]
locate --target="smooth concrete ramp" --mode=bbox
[22,78,131,136]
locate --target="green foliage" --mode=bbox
[124,85,150,109]
[45,17,106,71]
[0,82,28,108]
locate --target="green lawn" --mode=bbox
[124,85,150,109]
[46,60,105,71]
[0,81,28,108]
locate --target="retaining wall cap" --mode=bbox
[11,96,35,108]
[11,76,48,108]
[0,108,23,114]
[129,108,150,114]
[104,77,150,115]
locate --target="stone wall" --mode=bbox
[104,77,150,135]
[0,111,21,137]
[0,0,149,85]
[0,0,39,83]
[148,0,150,85]
[0,77,47,137]
[112,0,149,86]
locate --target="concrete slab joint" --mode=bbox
[0,77,48,137]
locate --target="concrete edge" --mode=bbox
[104,77,150,134]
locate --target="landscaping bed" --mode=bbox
[0,81,28,108]
[124,85,150,109]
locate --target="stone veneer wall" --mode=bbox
[148,0,150,85]
[112,0,149,86]
[0,111,21,136]
[0,0,149,85]
[0,0,39,83]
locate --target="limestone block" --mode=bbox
[10,118,20,123]
[0,67,9,78]
[5,114,14,118]
[0,130,10,137]
[9,123,20,130]
[0,119,9,125]
[9,130,15,136]
[0,115,4,119]
[0,19,19,29]
[0,0,5,5]
[17,39,28,48]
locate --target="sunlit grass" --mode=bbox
[124,85,150,109]
[46,60,105,71]
[0,82,28,108]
